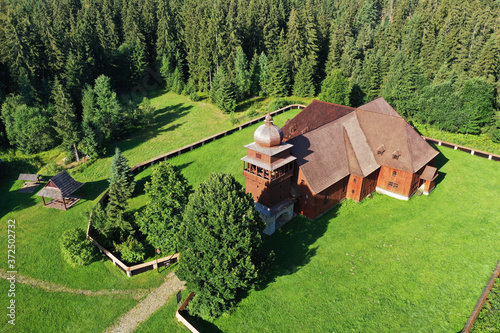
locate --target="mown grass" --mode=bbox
[0,91,304,332]
[0,279,137,333]
[472,277,500,332]
[135,140,499,332]
[1,88,499,331]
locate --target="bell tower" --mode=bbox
[241,114,296,235]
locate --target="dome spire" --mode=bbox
[254,113,283,147]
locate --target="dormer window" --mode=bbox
[290,125,296,134]
[377,144,385,155]
[392,149,401,160]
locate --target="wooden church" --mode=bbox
[242,98,439,235]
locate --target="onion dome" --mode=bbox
[254,113,283,147]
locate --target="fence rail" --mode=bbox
[462,260,500,333]
[422,137,500,161]
[176,292,199,333]
[86,231,179,277]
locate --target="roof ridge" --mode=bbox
[404,120,416,172]
[355,107,403,119]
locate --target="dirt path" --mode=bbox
[0,269,151,300]
[104,271,185,333]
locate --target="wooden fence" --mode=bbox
[422,137,500,161]
[461,260,500,332]
[176,292,199,333]
[86,229,179,277]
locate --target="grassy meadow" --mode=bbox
[0,88,499,332]
[136,136,499,332]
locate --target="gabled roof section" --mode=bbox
[282,100,356,141]
[289,120,350,195]
[405,123,439,172]
[359,97,401,117]
[37,170,84,199]
[420,165,438,181]
[355,109,438,173]
[342,113,379,177]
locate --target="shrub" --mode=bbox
[115,235,145,264]
[60,228,97,266]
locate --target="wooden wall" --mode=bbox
[376,166,418,198]
[295,168,348,219]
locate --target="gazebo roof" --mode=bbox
[37,170,84,199]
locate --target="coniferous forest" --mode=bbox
[1,0,500,158]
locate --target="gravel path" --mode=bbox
[0,269,150,300]
[104,271,185,333]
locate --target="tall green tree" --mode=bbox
[234,46,250,101]
[106,147,135,236]
[52,78,80,161]
[1,95,55,154]
[210,67,236,112]
[137,162,192,253]
[319,69,351,105]
[293,60,315,97]
[177,173,264,319]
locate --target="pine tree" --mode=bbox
[93,75,122,139]
[62,51,84,105]
[286,6,304,75]
[52,78,80,161]
[211,67,236,112]
[268,31,290,98]
[136,162,192,253]
[177,173,264,319]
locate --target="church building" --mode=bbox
[242,98,439,235]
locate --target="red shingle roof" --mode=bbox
[282,100,356,141]
[287,99,439,194]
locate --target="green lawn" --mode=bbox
[135,136,500,332]
[0,279,137,333]
[1,89,499,332]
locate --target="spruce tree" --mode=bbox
[234,46,251,101]
[107,147,135,235]
[211,67,236,113]
[177,173,264,319]
[52,78,80,161]
[258,52,270,95]
[136,162,192,253]
[248,51,261,97]
[293,60,315,98]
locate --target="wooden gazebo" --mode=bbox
[37,170,84,210]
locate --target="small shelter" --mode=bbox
[419,165,438,195]
[37,170,84,210]
[18,174,42,193]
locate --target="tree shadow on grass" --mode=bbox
[235,96,266,113]
[101,103,193,159]
[1,180,38,219]
[182,312,224,333]
[255,204,339,291]
[179,205,338,333]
